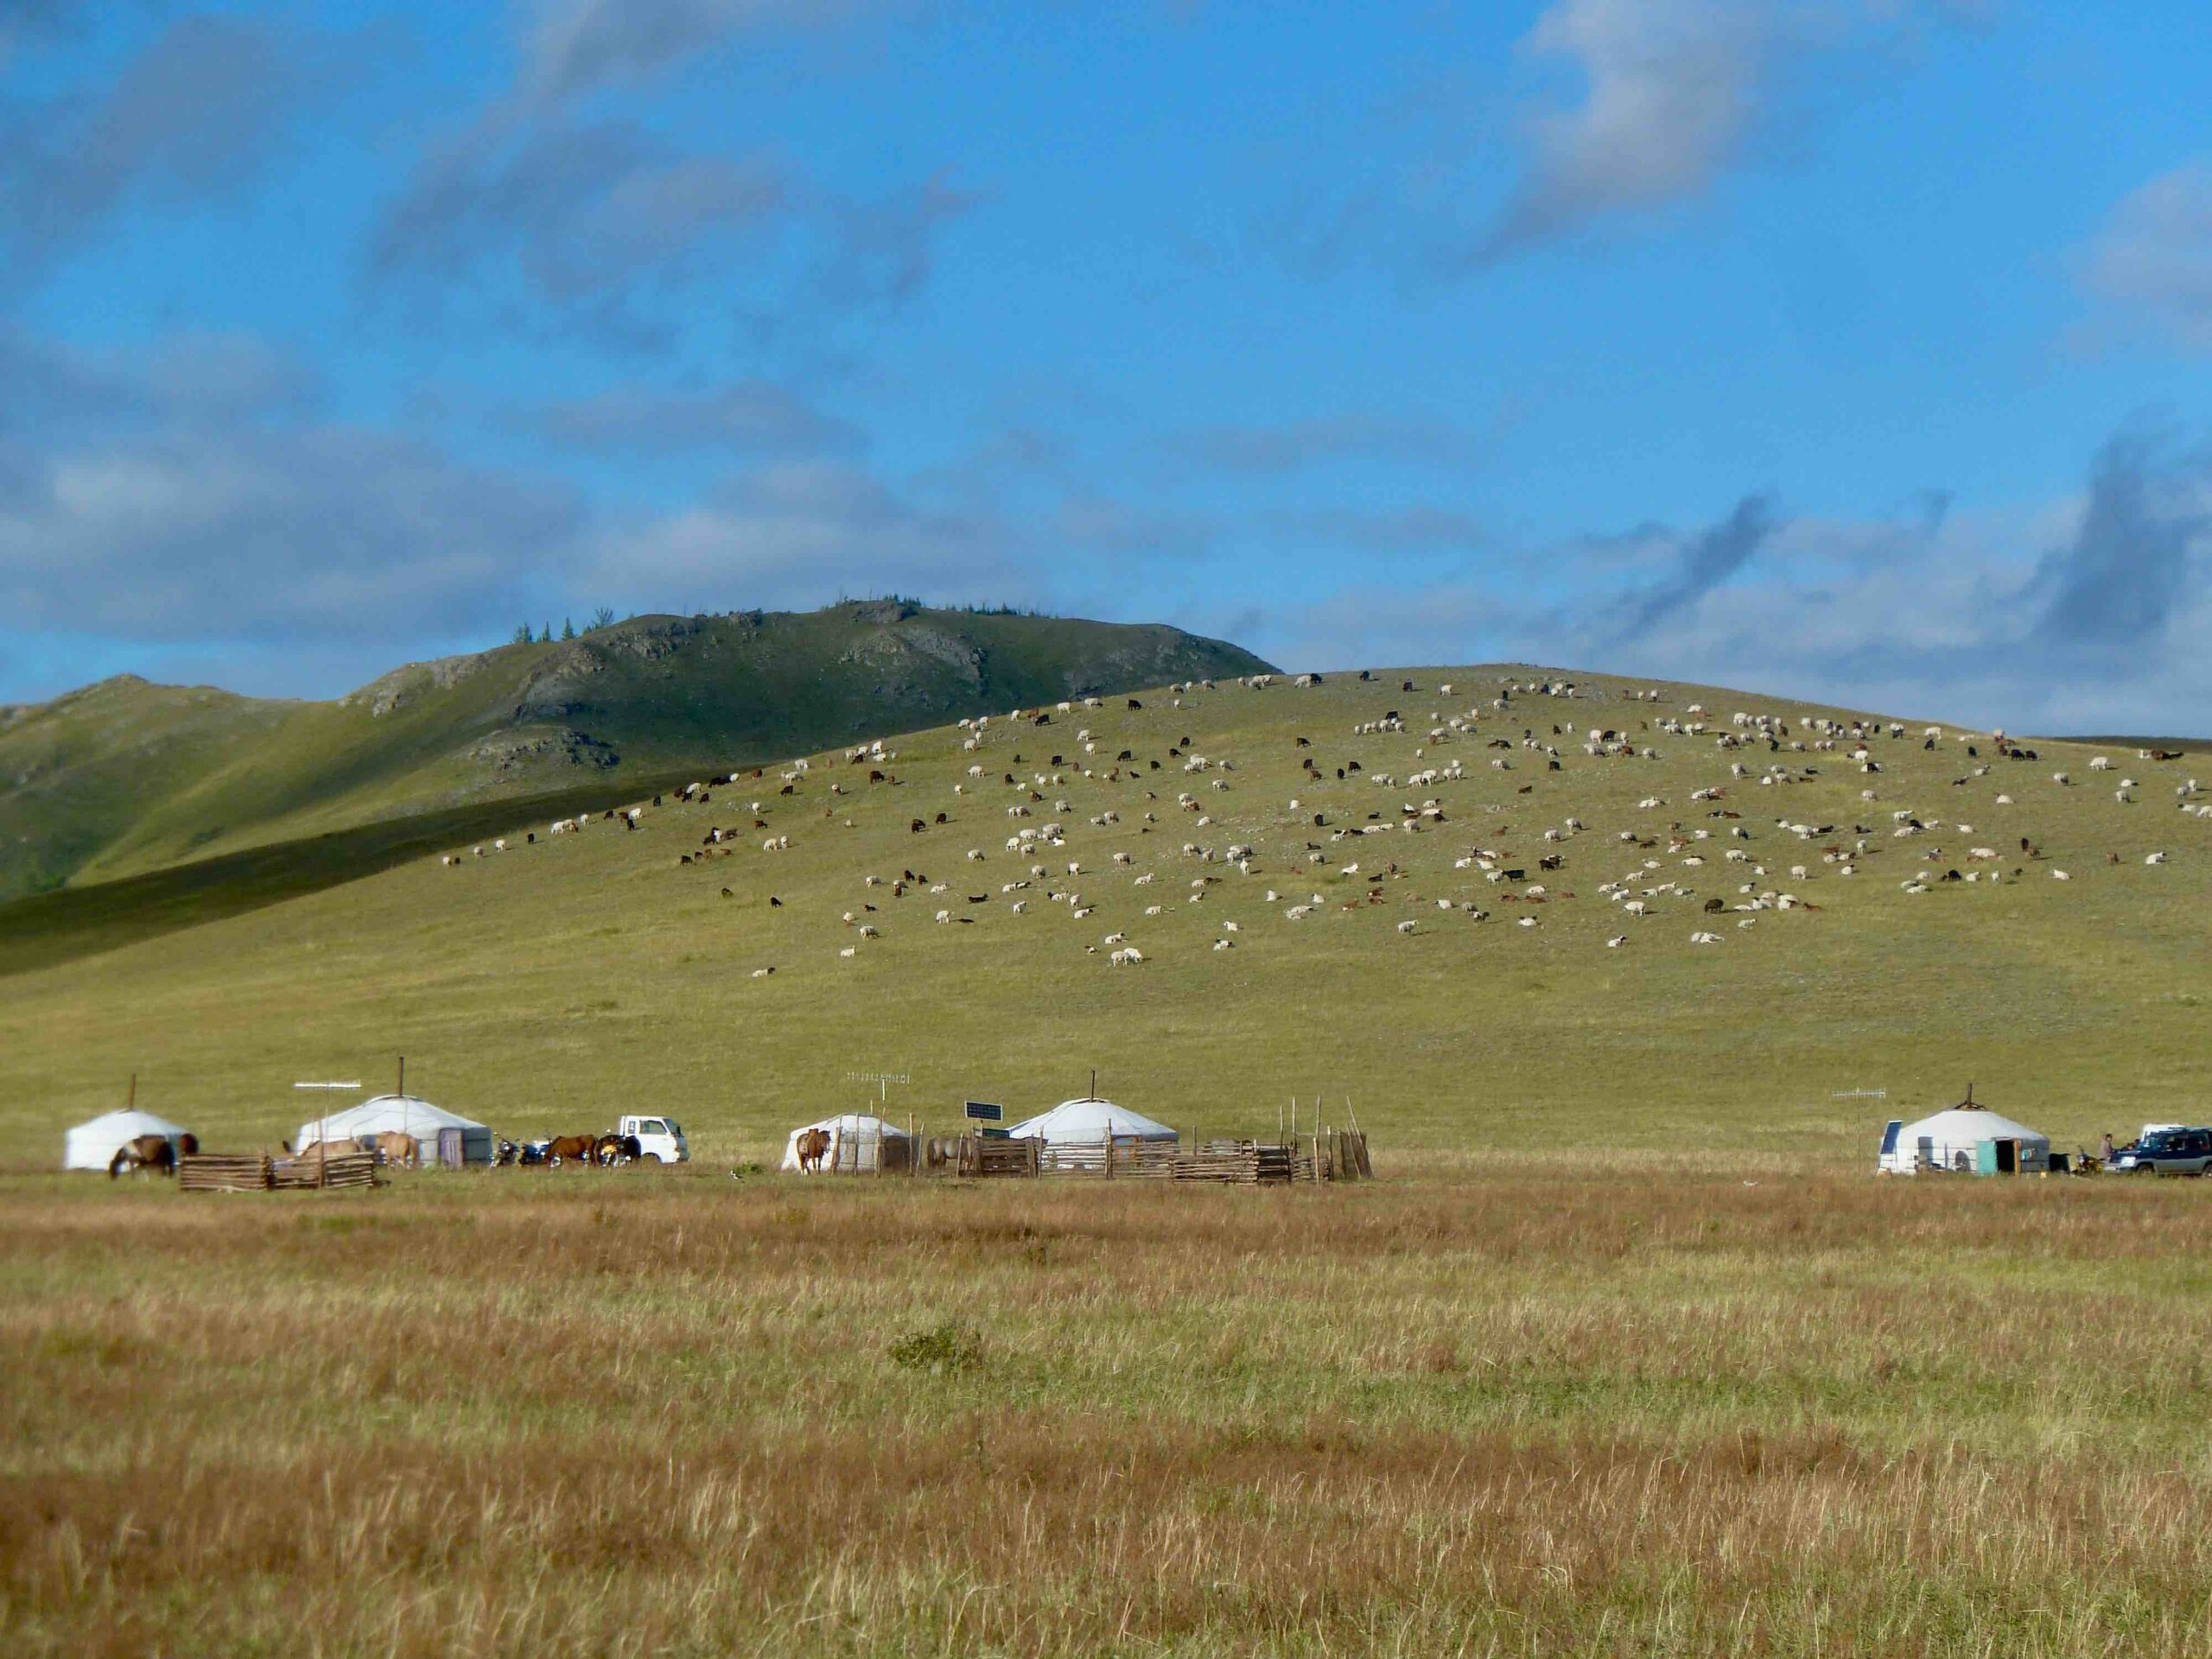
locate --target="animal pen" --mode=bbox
[815,1103,1372,1187]
[177,1151,382,1192]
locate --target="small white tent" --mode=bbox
[1879,1101,2050,1174]
[296,1095,493,1165]
[64,1109,193,1172]
[1008,1096,1178,1147]
[782,1113,909,1173]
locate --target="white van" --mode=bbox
[618,1115,689,1164]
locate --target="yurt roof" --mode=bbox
[1898,1106,2047,1144]
[68,1108,190,1140]
[1008,1096,1178,1142]
[298,1094,484,1142]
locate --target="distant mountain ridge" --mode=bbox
[0,602,1274,901]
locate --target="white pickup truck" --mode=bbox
[618,1115,689,1164]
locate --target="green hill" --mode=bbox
[2,662,2202,1168]
[0,603,1273,902]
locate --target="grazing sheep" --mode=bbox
[1395,919,1417,934]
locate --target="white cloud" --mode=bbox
[1492,0,1773,251]
[1241,422,2212,734]
[582,461,1020,613]
[2082,162,2212,352]
[0,423,581,643]
[1479,0,1982,257]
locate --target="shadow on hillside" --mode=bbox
[0,770,705,980]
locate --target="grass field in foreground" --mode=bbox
[8,1164,2212,1657]
[0,663,2204,1168]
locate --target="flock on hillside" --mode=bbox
[435,671,2199,975]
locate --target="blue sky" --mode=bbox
[3,0,2209,729]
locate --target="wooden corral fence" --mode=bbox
[818,1113,1374,1187]
[1037,1136,1179,1179]
[899,1128,1372,1185]
[179,1153,381,1192]
[953,1135,1042,1179]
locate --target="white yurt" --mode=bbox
[1008,1096,1179,1147]
[64,1109,194,1172]
[296,1094,493,1165]
[1878,1091,2050,1175]
[782,1113,909,1173]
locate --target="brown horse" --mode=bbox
[108,1135,175,1179]
[795,1127,831,1173]
[372,1131,420,1169]
[546,1134,595,1167]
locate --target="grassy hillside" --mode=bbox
[0,677,297,899]
[2,663,2202,1167]
[0,602,1273,901]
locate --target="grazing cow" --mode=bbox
[108,1135,175,1179]
[796,1128,832,1173]
[546,1134,596,1167]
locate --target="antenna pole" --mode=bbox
[127,1073,136,1111]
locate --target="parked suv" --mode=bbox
[2112,1127,2212,1175]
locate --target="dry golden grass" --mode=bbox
[9,1165,2212,1656]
